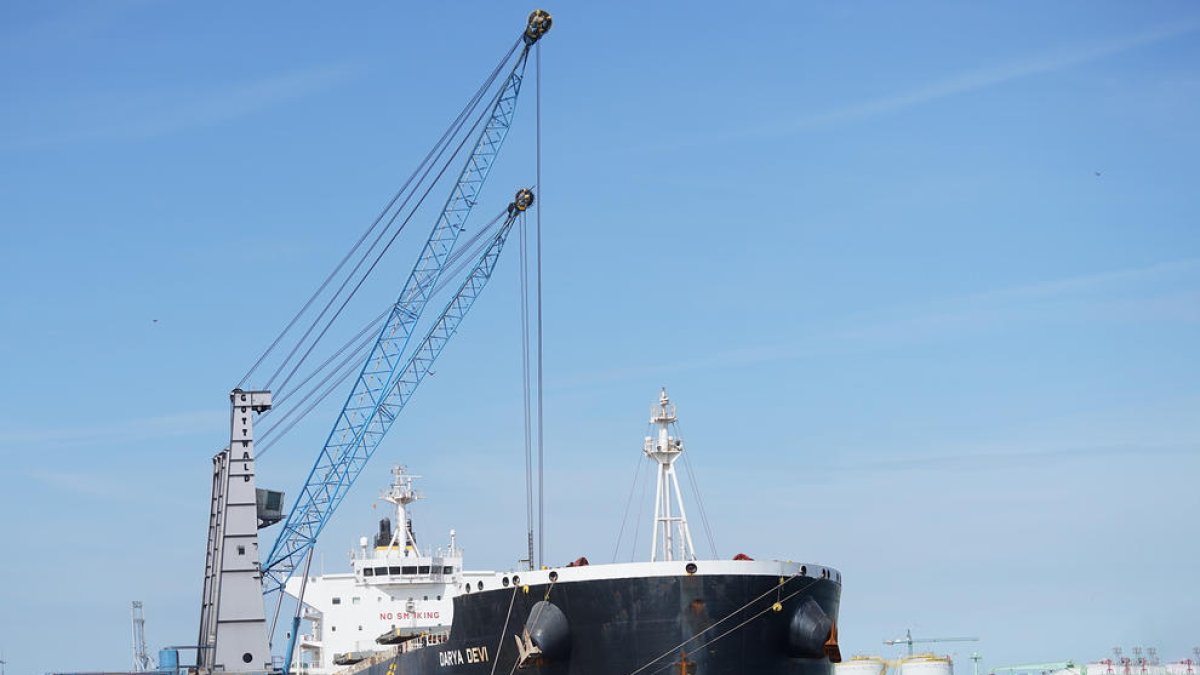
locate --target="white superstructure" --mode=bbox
[284,467,474,675]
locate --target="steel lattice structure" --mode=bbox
[261,23,545,600]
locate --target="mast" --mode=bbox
[382,466,423,553]
[644,389,696,562]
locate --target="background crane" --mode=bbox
[131,601,154,672]
[885,629,980,657]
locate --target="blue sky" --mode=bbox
[1,1,1198,673]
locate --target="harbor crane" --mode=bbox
[193,9,550,675]
[885,629,979,657]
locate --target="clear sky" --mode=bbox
[1,1,1197,674]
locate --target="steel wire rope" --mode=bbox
[628,451,651,562]
[240,38,520,391]
[638,582,821,675]
[256,209,510,454]
[487,584,521,675]
[610,449,647,562]
[534,35,546,569]
[258,211,506,446]
[519,210,536,570]
[267,70,519,406]
[623,574,820,675]
[679,452,718,558]
[267,56,517,400]
[256,312,385,447]
[671,419,718,557]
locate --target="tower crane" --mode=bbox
[193,9,550,675]
[885,629,979,657]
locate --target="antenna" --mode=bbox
[884,628,979,657]
[972,653,983,675]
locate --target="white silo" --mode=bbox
[837,656,890,675]
[899,653,954,675]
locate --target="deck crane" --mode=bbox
[194,10,549,675]
[885,629,979,657]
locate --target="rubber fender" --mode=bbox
[785,597,833,659]
[525,600,571,660]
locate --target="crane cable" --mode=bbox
[255,208,511,456]
[267,46,522,400]
[236,37,521,394]
[534,34,546,570]
[519,209,535,570]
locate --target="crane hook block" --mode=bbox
[524,9,552,45]
[509,188,535,216]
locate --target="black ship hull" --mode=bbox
[349,563,841,675]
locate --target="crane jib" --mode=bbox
[260,45,535,597]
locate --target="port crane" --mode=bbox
[194,10,550,675]
[885,629,979,657]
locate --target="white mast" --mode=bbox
[382,466,422,554]
[644,389,696,562]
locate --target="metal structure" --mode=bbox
[132,601,154,672]
[260,11,550,605]
[644,389,697,562]
[197,390,274,674]
[277,186,534,674]
[885,629,979,657]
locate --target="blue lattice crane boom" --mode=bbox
[277,188,534,674]
[261,10,551,600]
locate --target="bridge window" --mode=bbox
[418,566,430,574]
[332,598,341,605]
[442,566,453,574]
[363,569,374,577]
[374,567,388,576]
[402,566,418,575]
[389,566,403,575]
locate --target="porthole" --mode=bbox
[502,576,510,587]
[512,576,520,585]
[549,571,558,582]
[477,580,484,590]
[800,566,807,576]
[242,653,253,664]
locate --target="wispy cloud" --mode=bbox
[3,63,361,150]
[553,257,1200,388]
[28,468,138,501]
[779,19,1200,134]
[625,18,1200,155]
[836,441,1196,475]
[0,409,223,449]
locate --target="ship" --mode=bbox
[282,390,844,675]
[170,9,842,675]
